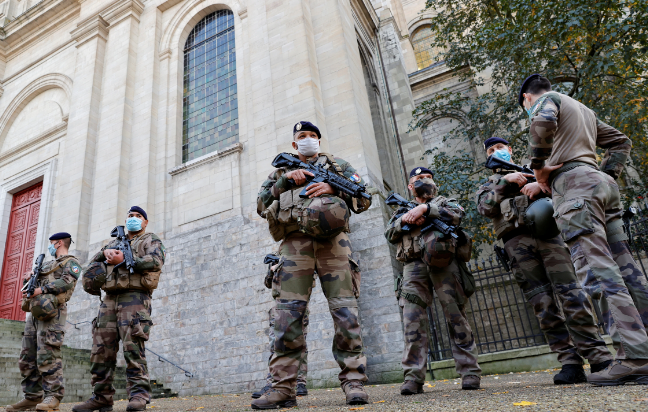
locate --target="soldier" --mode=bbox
[521,74,648,385]
[253,121,370,409]
[476,137,613,384]
[6,233,81,412]
[252,307,310,399]
[74,206,165,412]
[385,167,481,394]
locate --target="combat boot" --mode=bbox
[251,383,272,399]
[400,380,423,395]
[342,380,369,405]
[6,397,42,411]
[126,398,146,411]
[590,360,612,373]
[72,396,113,412]
[588,359,648,386]
[296,383,308,396]
[36,396,60,411]
[462,375,481,390]
[251,389,297,410]
[554,364,587,385]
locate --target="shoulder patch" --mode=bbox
[349,173,361,183]
[69,262,81,278]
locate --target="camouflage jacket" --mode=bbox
[384,196,464,244]
[528,92,631,179]
[91,232,165,274]
[256,153,371,216]
[475,174,522,219]
[39,254,82,295]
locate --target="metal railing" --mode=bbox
[426,203,648,365]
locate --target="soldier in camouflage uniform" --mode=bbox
[74,206,165,412]
[521,74,648,385]
[476,137,613,384]
[253,121,370,409]
[385,167,481,394]
[7,233,81,412]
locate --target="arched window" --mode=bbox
[411,26,437,70]
[183,10,238,163]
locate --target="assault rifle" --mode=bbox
[622,207,637,245]
[385,193,458,240]
[108,226,136,274]
[485,155,536,183]
[21,254,45,298]
[271,153,371,201]
[494,245,511,272]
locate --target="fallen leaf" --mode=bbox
[426,384,436,388]
[373,400,386,403]
[349,408,365,411]
[513,401,537,406]
[635,398,648,401]
[492,392,509,395]
[442,395,450,397]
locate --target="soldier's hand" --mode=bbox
[305,182,335,198]
[521,182,543,200]
[22,287,42,299]
[286,169,314,186]
[533,164,563,194]
[503,172,532,187]
[106,250,125,265]
[402,204,427,224]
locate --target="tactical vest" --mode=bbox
[395,196,448,263]
[264,153,351,241]
[102,233,161,293]
[488,174,531,239]
[38,256,79,305]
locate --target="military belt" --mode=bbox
[501,226,532,245]
[104,289,151,296]
[549,161,598,184]
[400,292,427,309]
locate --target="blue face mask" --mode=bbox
[493,149,512,163]
[48,243,57,257]
[126,217,143,232]
[526,99,541,118]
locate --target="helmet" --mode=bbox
[30,294,59,321]
[82,261,107,296]
[524,198,560,240]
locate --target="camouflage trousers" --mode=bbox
[399,258,480,383]
[19,306,67,401]
[90,291,153,403]
[553,166,648,359]
[270,232,366,394]
[504,233,612,365]
[266,307,309,386]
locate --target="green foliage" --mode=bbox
[412,0,648,249]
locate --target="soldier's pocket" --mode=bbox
[554,198,595,242]
[43,327,64,349]
[131,311,153,341]
[271,257,285,299]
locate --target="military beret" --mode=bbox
[128,206,148,220]
[518,73,541,107]
[483,137,510,150]
[49,232,72,241]
[293,121,321,139]
[409,167,434,179]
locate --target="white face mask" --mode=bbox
[296,138,319,157]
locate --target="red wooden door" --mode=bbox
[0,182,42,321]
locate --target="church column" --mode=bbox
[49,15,108,261]
[89,0,144,245]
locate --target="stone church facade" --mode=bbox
[0,0,478,396]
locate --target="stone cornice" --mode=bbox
[350,0,378,32]
[0,119,67,166]
[102,0,145,26]
[70,14,109,47]
[168,143,243,176]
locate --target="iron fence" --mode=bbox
[427,203,648,365]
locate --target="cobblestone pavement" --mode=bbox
[6,368,648,412]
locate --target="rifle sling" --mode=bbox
[40,257,75,276]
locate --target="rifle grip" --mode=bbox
[299,183,314,199]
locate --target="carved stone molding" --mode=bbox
[168,143,243,176]
[159,48,172,61]
[102,0,145,26]
[237,7,247,19]
[70,15,109,47]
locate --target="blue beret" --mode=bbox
[293,121,321,139]
[409,167,434,179]
[483,137,510,150]
[518,73,540,107]
[128,206,147,220]
[49,232,71,241]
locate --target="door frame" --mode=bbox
[0,159,57,281]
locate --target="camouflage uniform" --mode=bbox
[88,233,165,403]
[257,153,371,395]
[476,175,612,366]
[265,307,309,386]
[19,255,81,401]
[528,91,648,359]
[385,197,481,383]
